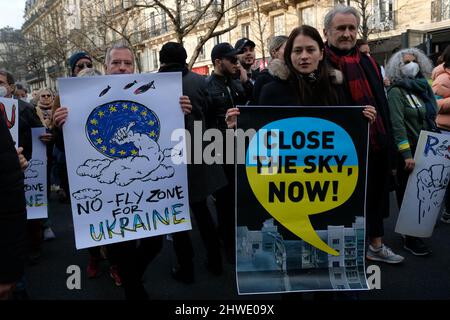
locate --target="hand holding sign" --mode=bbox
[246,117,359,256]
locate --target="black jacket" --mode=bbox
[0,111,26,284]
[159,64,227,203]
[205,72,250,131]
[258,59,349,106]
[252,68,274,105]
[325,48,396,221]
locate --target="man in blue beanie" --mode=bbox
[68,52,93,77]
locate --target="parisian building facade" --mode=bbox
[21,0,450,89]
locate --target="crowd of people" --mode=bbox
[1,4,449,300]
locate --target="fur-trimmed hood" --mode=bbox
[268,58,343,85]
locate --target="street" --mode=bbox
[24,192,450,300]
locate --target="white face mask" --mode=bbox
[0,86,8,97]
[401,61,420,79]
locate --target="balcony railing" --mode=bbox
[368,9,398,33]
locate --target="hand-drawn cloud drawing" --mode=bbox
[77,103,176,186]
[24,159,44,179]
[72,188,102,200]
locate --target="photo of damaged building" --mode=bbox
[237,217,368,294]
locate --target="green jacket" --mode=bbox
[388,86,436,159]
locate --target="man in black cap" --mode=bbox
[158,42,226,283]
[235,38,260,85]
[205,43,250,263]
[206,42,251,131]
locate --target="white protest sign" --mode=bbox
[59,73,191,249]
[0,97,19,146]
[396,130,450,238]
[25,127,48,219]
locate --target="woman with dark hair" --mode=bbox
[226,25,405,264]
[226,25,376,120]
[258,25,346,106]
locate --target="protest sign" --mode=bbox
[396,130,450,238]
[236,106,369,294]
[59,73,191,249]
[24,127,48,219]
[0,97,18,146]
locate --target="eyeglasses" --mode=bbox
[41,94,52,98]
[76,62,93,69]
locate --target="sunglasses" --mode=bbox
[76,62,93,69]
[224,56,238,64]
[41,94,52,98]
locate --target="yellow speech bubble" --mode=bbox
[245,117,359,256]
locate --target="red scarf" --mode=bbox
[325,45,387,152]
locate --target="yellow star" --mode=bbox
[91,129,98,136]
[148,120,155,126]
[141,111,147,117]
[101,145,107,151]
[98,111,105,118]
[131,105,138,112]
[96,138,103,144]
[131,150,138,155]
[123,104,129,110]
[109,106,117,112]
[90,119,98,125]
[110,148,116,155]
[149,131,156,137]
[119,150,126,156]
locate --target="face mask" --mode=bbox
[401,61,420,78]
[0,86,7,97]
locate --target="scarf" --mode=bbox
[392,77,439,131]
[325,44,387,152]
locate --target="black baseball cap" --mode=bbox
[211,42,244,63]
[235,38,256,51]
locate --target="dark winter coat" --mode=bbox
[0,111,26,284]
[258,59,348,106]
[159,64,227,203]
[326,49,397,224]
[205,72,250,131]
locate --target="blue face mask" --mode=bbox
[401,61,420,78]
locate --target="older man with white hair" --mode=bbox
[323,5,404,264]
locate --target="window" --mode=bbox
[332,239,340,245]
[141,47,150,72]
[334,0,351,5]
[335,273,342,280]
[241,23,250,38]
[150,12,156,34]
[300,7,314,27]
[372,0,394,30]
[431,0,450,22]
[198,37,205,60]
[332,261,340,268]
[214,35,221,46]
[273,15,285,36]
[152,49,158,70]
[161,12,167,32]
